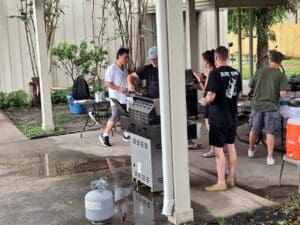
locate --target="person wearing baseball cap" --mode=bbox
[127,46,159,99]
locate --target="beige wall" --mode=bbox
[0,0,227,93]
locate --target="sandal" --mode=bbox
[225,179,235,188]
[188,143,202,150]
[202,151,215,158]
[205,184,227,192]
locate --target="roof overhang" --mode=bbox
[215,0,284,8]
[147,0,285,14]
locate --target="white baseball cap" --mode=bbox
[148,46,158,59]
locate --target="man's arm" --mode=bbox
[280,91,287,99]
[105,81,127,94]
[127,72,139,92]
[204,91,216,106]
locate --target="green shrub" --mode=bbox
[0,90,28,109]
[0,92,8,109]
[51,90,70,105]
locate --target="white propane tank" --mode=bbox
[85,178,113,224]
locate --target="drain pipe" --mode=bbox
[154,0,174,216]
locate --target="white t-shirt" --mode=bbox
[105,63,128,104]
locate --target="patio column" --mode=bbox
[206,8,219,49]
[155,0,194,224]
[32,0,54,131]
[185,0,198,70]
[249,8,254,79]
[237,8,243,82]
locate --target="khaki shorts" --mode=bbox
[249,110,281,135]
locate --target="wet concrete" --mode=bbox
[1,110,298,225]
[0,150,170,225]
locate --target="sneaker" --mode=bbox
[267,157,275,166]
[99,135,111,147]
[248,148,256,158]
[122,134,130,142]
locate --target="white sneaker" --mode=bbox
[248,148,256,158]
[267,157,275,166]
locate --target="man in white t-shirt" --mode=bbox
[99,48,130,147]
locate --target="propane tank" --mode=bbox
[85,178,113,224]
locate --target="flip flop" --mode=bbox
[202,151,215,158]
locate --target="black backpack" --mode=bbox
[72,76,91,100]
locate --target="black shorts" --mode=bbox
[209,125,236,148]
[203,106,209,119]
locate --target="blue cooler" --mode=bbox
[66,94,85,114]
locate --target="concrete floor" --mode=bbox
[0,111,299,225]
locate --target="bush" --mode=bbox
[51,90,70,105]
[0,92,7,109]
[0,90,28,109]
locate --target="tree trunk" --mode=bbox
[256,9,271,70]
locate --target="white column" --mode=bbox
[198,11,207,72]
[156,0,194,224]
[249,8,254,79]
[206,9,218,49]
[185,0,198,70]
[33,0,54,131]
[219,9,228,47]
[237,8,243,81]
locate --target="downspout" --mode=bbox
[154,0,174,216]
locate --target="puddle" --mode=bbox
[109,186,167,225]
[0,151,171,224]
[0,151,130,178]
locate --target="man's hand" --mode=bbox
[118,87,128,94]
[127,83,135,92]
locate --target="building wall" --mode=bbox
[0,0,227,93]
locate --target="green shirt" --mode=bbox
[249,67,289,112]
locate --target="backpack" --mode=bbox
[72,76,91,100]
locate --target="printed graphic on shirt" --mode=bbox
[221,71,239,99]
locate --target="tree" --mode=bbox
[10,0,63,77]
[228,0,298,70]
[10,0,63,106]
[110,0,150,71]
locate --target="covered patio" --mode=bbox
[154,0,287,224]
[27,0,292,224]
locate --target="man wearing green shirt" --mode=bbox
[248,51,289,166]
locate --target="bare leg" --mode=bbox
[205,118,209,131]
[226,143,237,183]
[104,120,115,135]
[213,147,226,186]
[266,133,275,158]
[202,119,215,157]
[249,130,257,150]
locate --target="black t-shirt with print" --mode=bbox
[136,64,159,99]
[205,66,242,127]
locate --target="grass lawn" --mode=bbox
[229,56,300,80]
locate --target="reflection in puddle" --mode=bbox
[112,186,166,225]
[0,152,130,178]
[132,189,166,225]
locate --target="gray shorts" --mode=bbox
[109,106,121,123]
[249,110,281,135]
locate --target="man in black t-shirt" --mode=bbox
[127,46,159,98]
[201,46,242,192]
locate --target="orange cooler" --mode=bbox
[286,118,300,160]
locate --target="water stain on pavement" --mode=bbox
[0,151,130,178]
